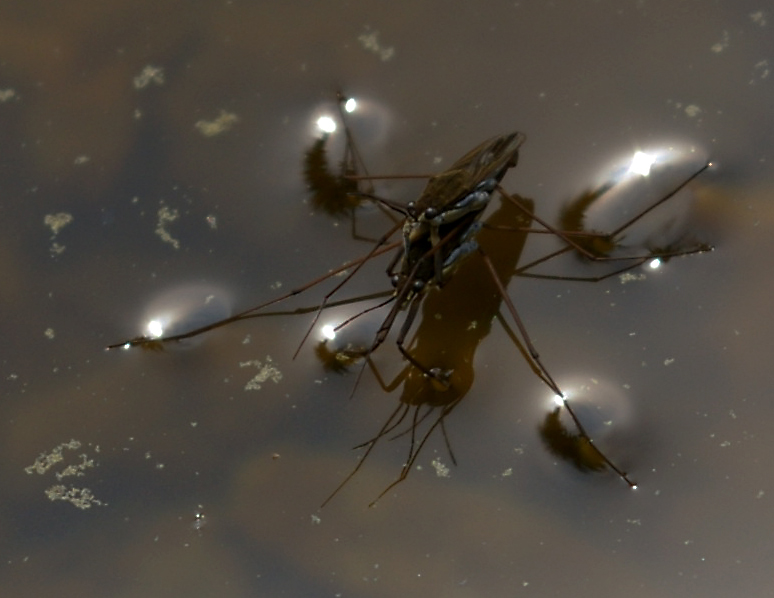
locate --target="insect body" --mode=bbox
[360,133,526,384]
[399,133,524,286]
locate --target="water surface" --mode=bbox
[2,1,772,596]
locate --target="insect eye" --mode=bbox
[391,274,401,288]
[412,280,425,292]
[424,207,438,219]
[406,202,417,217]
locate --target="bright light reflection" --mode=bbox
[147,319,164,338]
[343,98,357,113]
[649,258,662,270]
[321,324,336,340]
[628,151,656,176]
[316,115,337,134]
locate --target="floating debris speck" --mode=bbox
[710,30,730,53]
[192,507,208,531]
[54,453,95,481]
[44,212,73,235]
[0,88,17,102]
[619,272,646,284]
[431,458,451,478]
[195,110,239,137]
[25,440,105,509]
[684,104,702,118]
[155,204,180,249]
[44,212,74,255]
[240,356,283,391]
[25,439,81,475]
[358,28,395,61]
[133,65,165,89]
[750,11,767,26]
[751,60,770,84]
[44,485,104,510]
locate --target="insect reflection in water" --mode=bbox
[108,94,712,506]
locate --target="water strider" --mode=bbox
[108,94,712,504]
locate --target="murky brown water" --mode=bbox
[2,1,773,596]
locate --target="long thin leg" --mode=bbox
[497,190,605,261]
[367,357,409,394]
[439,417,458,466]
[353,400,413,447]
[293,220,404,358]
[478,246,636,487]
[342,216,477,397]
[497,160,712,264]
[344,269,419,400]
[388,403,441,442]
[106,238,401,350]
[332,91,406,234]
[516,245,708,283]
[335,91,374,195]
[393,294,446,381]
[608,161,712,238]
[320,402,411,508]
[332,295,396,333]
[478,247,563,397]
[557,397,637,488]
[368,397,463,506]
[236,290,393,319]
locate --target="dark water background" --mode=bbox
[2,1,773,596]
